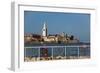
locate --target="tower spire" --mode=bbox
[42,21,47,37]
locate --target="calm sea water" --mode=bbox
[24,43,90,57]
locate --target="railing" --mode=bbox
[24,45,90,61]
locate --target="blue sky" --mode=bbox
[24,11,90,42]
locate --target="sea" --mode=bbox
[24,42,90,57]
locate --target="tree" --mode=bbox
[65,33,68,38]
[58,40,61,44]
[70,35,74,40]
[41,38,44,42]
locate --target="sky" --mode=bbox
[24,11,90,42]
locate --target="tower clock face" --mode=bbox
[43,29,45,31]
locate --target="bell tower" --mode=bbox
[42,22,47,37]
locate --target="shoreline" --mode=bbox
[24,42,90,47]
[24,56,90,62]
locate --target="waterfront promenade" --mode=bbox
[24,43,90,62]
